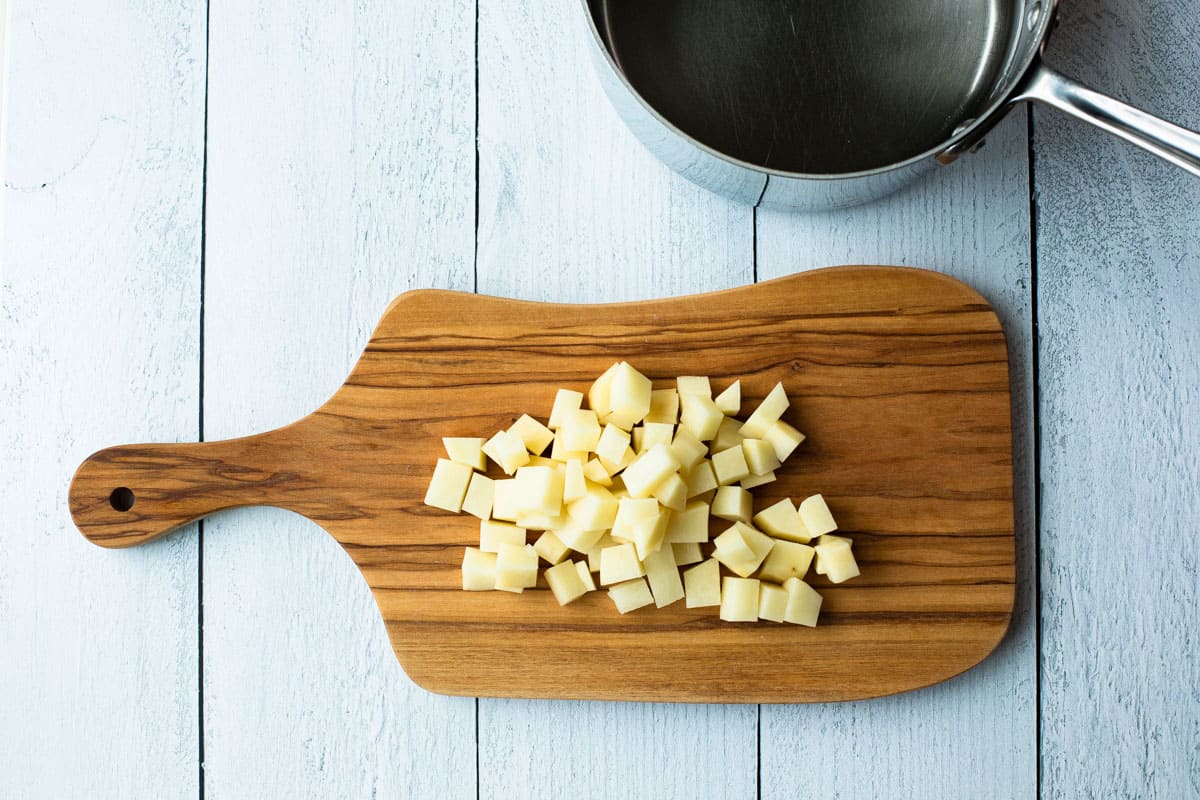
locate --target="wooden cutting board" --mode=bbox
[69,266,1015,703]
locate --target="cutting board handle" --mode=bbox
[69,430,310,548]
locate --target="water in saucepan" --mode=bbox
[597,0,1016,174]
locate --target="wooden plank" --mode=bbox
[200,0,476,796]
[756,111,1036,798]
[475,0,756,791]
[0,1,205,797]
[1034,1,1200,795]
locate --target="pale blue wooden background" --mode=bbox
[2,1,1197,797]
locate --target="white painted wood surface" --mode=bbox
[4,0,1200,797]
[1035,1,1200,797]
[0,1,205,798]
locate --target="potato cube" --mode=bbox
[533,531,570,565]
[676,375,711,398]
[597,445,636,477]
[586,362,621,420]
[606,362,653,429]
[815,536,860,583]
[711,485,752,523]
[669,426,708,470]
[621,443,681,498]
[738,382,789,438]
[683,558,722,608]
[586,532,616,573]
[712,445,751,485]
[576,561,596,591]
[511,465,564,517]
[782,577,822,626]
[684,459,718,498]
[595,424,632,465]
[516,513,568,531]
[556,521,607,553]
[653,472,688,511]
[567,484,619,531]
[490,479,519,521]
[559,409,603,453]
[679,393,723,441]
[798,494,838,537]
[758,581,789,622]
[508,414,554,455]
[672,541,703,566]
[710,417,744,453]
[608,577,654,614]
[461,547,497,591]
[666,500,710,543]
[479,520,526,552]
[544,560,590,605]
[642,546,685,608]
[562,459,587,503]
[752,498,810,542]
[758,539,815,584]
[548,388,584,429]
[635,422,675,454]
[714,380,741,415]
[610,497,660,541]
[720,577,760,622]
[549,432,589,464]
[741,438,781,475]
[482,430,531,475]
[630,507,671,560]
[763,419,805,461]
[599,543,645,585]
[460,472,495,520]
[424,458,474,512]
[443,437,487,471]
[739,471,776,490]
[713,522,774,577]
[582,458,613,486]
[646,388,679,424]
[494,543,538,593]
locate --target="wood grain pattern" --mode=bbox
[0,1,205,797]
[198,0,477,796]
[70,267,1015,702]
[1035,0,1200,795]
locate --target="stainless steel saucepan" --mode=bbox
[582,0,1200,210]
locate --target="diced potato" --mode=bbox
[720,577,760,622]
[815,535,860,583]
[714,380,741,415]
[608,577,654,613]
[798,493,837,537]
[566,484,619,531]
[763,419,805,462]
[753,498,810,542]
[556,521,607,553]
[494,543,538,593]
[758,539,815,584]
[683,559,722,607]
[738,382,789,438]
[424,458,474,512]
[559,409,603,453]
[664,500,708,545]
[516,513,568,531]
[582,458,613,486]
[758,581,788,622]
[679,393,723,441]
[490,478,519,521]
[610,497,660,542]
[460,472,495,520]
[676,375,711,398]
[669,426,708,469]
[544,559,591,605]
[782,577,822,626]
[598,445,636,477]
[548,388,584,429]
[711,485,752,523]
[587,362,622,422]
[510,414,555,455]
[630,506,671,560]
[461,547,497,591]
[646,388,679,424]
[511,465,564,517]
[533,531,570,565]
[712,445,751,485]
[710,417,745,453]
[621,443,681,498]
[653,472,688,511]
[549,432,589,464]
[672,541,703,566]
[599,542,645,585]
[586,532,617,573]
[482,430,531,475]
[562,459,587,503]
[576,561,596,591]
[713,521,774,577]
[479,520,527,552]
[607,362,653,429]
[739,471,776,490]
[642,546,685,608]
[443,437,487,471]
[595,423,632,465]
[741,438,781,475]
[635,422,675,454]
[684,459,718,498]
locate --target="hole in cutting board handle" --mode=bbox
[109,487,135,512]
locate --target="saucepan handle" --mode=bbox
[1015,62,1200,177]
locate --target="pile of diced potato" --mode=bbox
[424,362,859,625]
